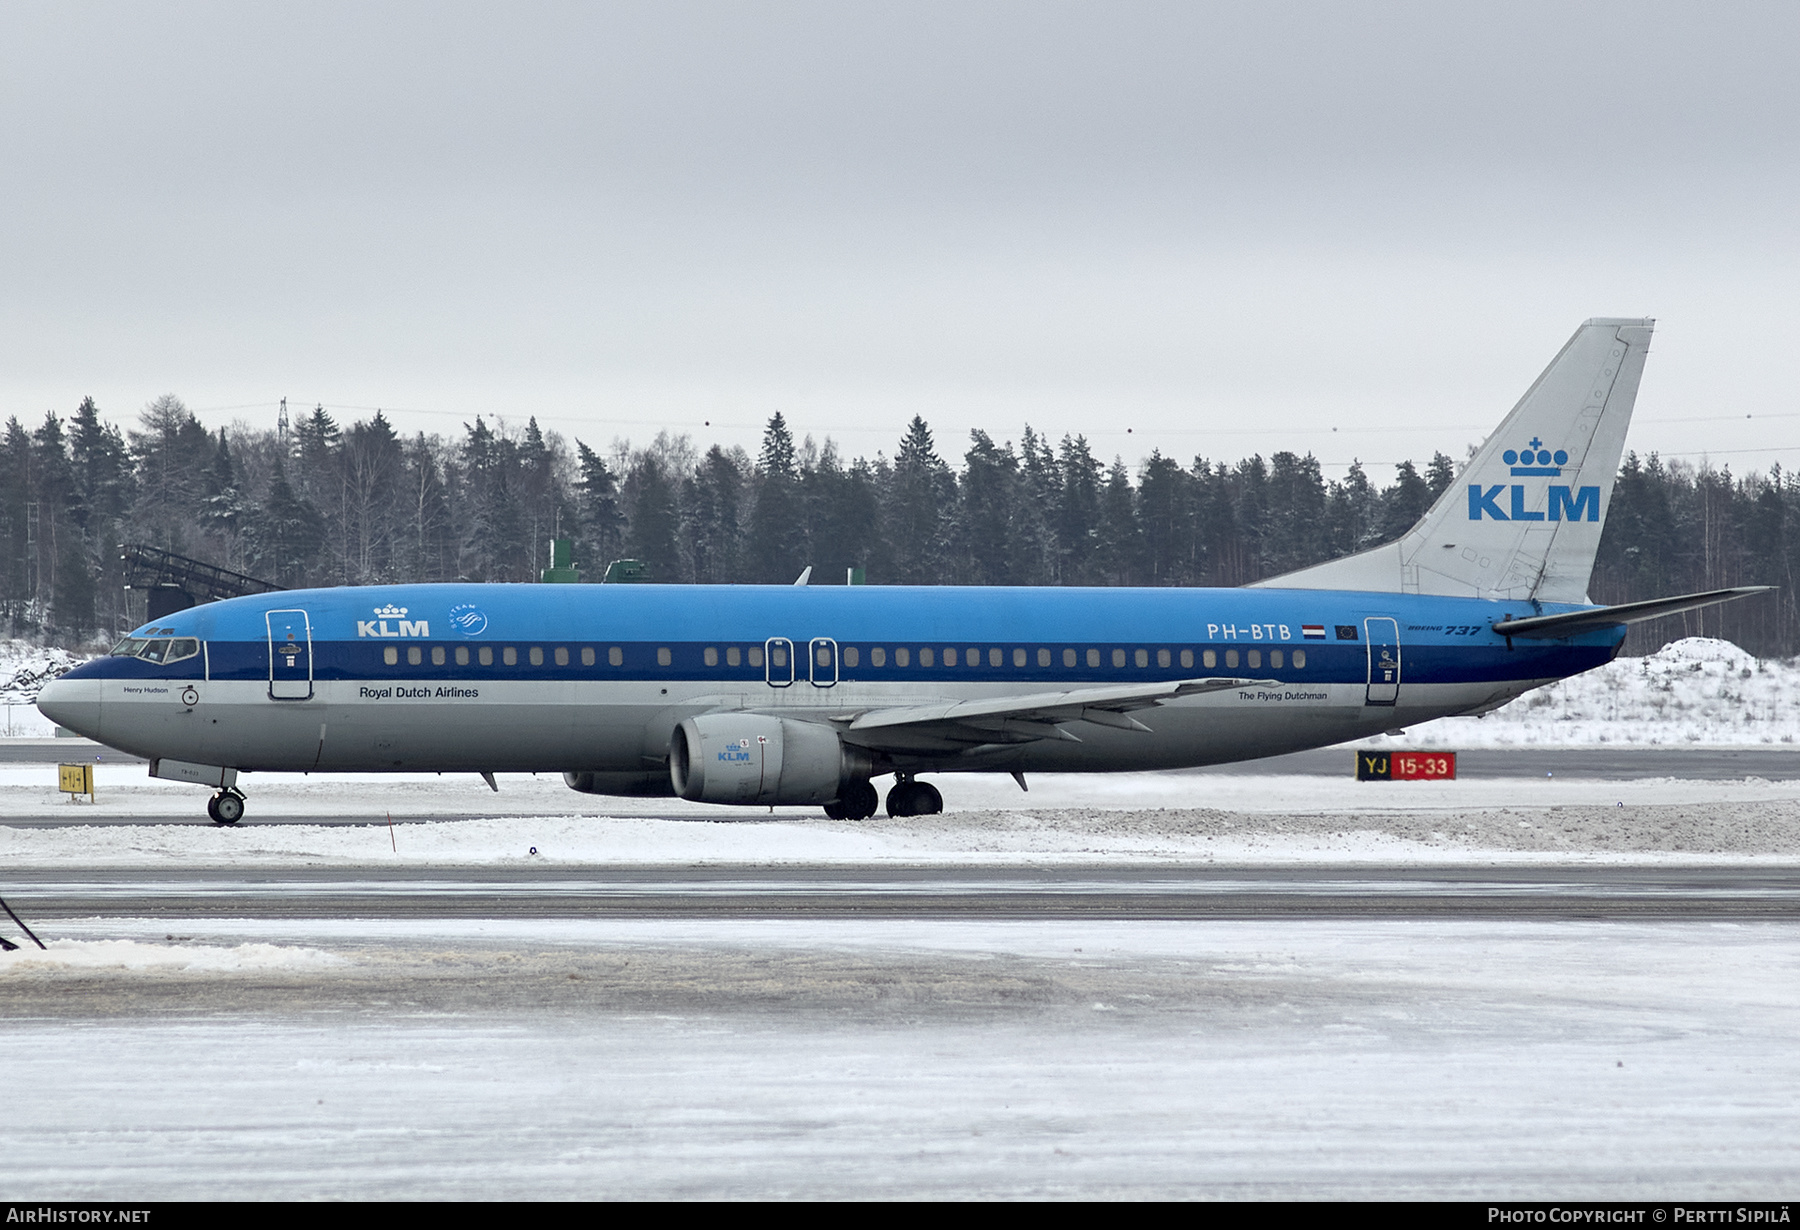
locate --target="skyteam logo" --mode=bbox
[448,604,489,637]
[1470,437,1598,523]
[357,604,431,638]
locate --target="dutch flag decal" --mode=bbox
[1302,625,1326,640]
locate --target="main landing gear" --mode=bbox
[821,776,944,820]
[206,789,246,826]
[885,777,943,818]
[823,779,880,821]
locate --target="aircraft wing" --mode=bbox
[830,677,1270,752]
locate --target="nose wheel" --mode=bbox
[207,789,246,826]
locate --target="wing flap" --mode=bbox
[841,676,1267,749]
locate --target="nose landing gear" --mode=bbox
[206,789,246,826]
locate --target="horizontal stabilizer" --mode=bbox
[1490,587,1772,639]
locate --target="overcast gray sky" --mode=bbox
[3,2,1796,479]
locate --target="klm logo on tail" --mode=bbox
[1468,436,1599,522]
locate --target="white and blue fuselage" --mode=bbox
[42,581,1615,779]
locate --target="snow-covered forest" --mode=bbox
[5,395,1794,655]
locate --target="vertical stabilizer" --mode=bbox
[1254,317,1654,602]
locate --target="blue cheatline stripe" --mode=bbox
[76,637,1618,689]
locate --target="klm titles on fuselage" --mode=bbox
[357,605,430,638]
[1467,437,1599,523]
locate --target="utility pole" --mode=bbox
[277,397,289,454]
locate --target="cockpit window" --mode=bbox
[108,637,200,664]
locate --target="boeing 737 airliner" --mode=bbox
[37,318,1766,823]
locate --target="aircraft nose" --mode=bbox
[36,676,101,739]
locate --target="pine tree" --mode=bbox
[747,412,805,583]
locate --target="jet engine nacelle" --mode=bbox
[562,770,676,798]
[670,714,869,805]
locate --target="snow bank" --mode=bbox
[0,638,86,736]
[1394,637,1800,747]
[0,938,344,974]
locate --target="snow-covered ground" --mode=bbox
[3,916,1797,1199]
[4,764,1800,865]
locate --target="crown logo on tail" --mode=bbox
[1504,437,1568,476]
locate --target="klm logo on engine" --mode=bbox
[357,604,430,638]
[1467,436,1599,522]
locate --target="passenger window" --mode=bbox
[1225,649,1239,668]
[871,647,886,667]
[657,647,672,667]
[503,647,518,666]
[555,647,569,666]
[726,646,741,667]
[432,646,446,666]
[1180,649,1194,669]
[770,645,786,668]
[529,647,544,666]
[479,647,494,666]
[1085,649,1099,668]
[609,646,624,666]
[1293,649,1307,669]
[843,646,859,667]
[895,647,910,667]
[1271,649,1283,668]
[1063,648,1077,668]
[1248,649,1261,669]
[991,648,1003,667]
[1013,648,1026,667]
[1134,648,1148,668]
[920,648,934,667]
[942,648,957,666]
[456,646,470,666]
[816,645,831,667]
[408,646,423,666]
[1111,649,1126,668]
[1158,649,1171,668]
[704,647,719,667]
[384,646,398,666]
[748,646,764,668]
[581,647,595,666]
[1203,649,1216,669]
[1038,648,1051,667]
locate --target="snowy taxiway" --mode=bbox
[4,755,1799,1198]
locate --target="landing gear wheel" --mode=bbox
[209,790,244,826]
[842,780,879,821]
[886,779,943,817]
[823,780,881,821]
